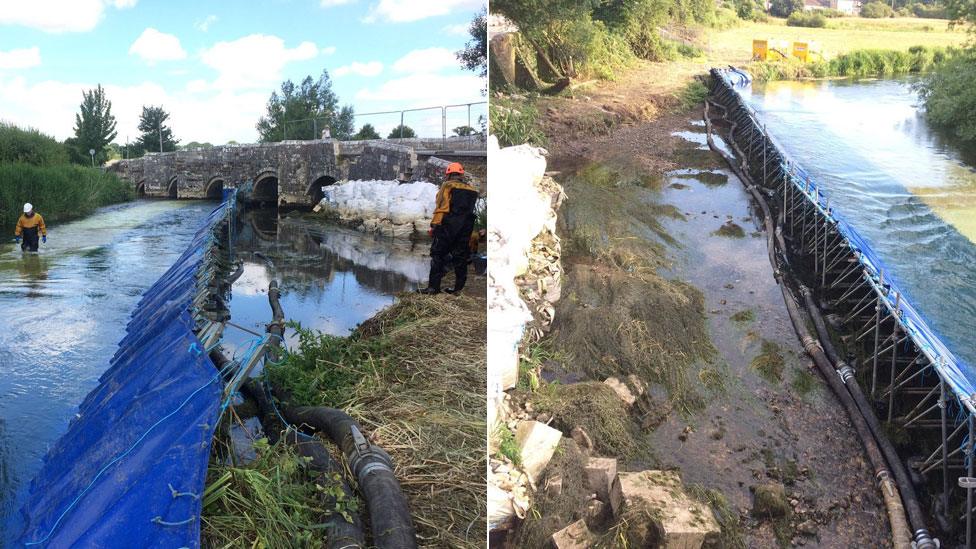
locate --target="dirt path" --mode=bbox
[514,62,890,547]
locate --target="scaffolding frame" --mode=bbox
[710,69,976,545]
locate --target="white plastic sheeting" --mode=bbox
[320,179,438,237]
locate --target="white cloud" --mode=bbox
[200,35,318,91]
[356,72,482,106]
[0,0,134,33]
[129,28,187,64]
[195,15,218,32]
[365,0,483,23]
[393,47,456,74]
[321,46,337,56]
[442,23,469,36]
[0,74,270,144]
[334,61,383,78]
[321,0,356,5]
[0,48,42,70]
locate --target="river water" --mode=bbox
[739,78,976,373]
[0,200,426,535]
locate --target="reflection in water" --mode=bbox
[741,78,976,370]
[224,208,429,353]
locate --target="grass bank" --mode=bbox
[707,17,964,65]
[748,45,957,81]
[202,292,487,548]
[0,163,132,230]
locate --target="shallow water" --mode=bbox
[0,201,427,534]
[739,78,976,372]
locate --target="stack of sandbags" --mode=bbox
[486,135,566,533]
[320,179,438,237]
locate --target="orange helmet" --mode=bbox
[445,162,464,176]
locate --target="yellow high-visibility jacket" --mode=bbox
[15,213,47,237]
[431,179,478,226]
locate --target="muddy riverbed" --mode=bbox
[512,112,890,546]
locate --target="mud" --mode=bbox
[521,110,890,546]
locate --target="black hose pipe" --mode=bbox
[284,406,418,549]
[799,286,937,548]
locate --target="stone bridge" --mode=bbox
[108,136,487,208]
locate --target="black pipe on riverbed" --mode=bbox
[703,98,925,549]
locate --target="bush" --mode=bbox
[819,7,846,17]
[912,3,947,18]
[917,53,976,142]
[770,0,803,17]
[787,11,828,26]
[489,100,548,147]
[0,122,69,166]
[860,2,894,17]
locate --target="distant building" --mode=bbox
[803,0,859,13]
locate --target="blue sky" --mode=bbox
[0,0,486,144]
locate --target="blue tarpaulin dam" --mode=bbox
[15,194,235,547]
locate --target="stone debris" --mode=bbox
[570,426,594,452]
[488,458,531,531]
[584,457,617,502]
[614,470,721,549]
[551,519,595,549]
[515,421,563,483]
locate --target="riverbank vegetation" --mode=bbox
[0,123,131,231]
[749,44,957,80]
[916,0,976,143]
[203,292,487,548]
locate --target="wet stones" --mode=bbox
[751,482,791,519]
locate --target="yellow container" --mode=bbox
[753,39,789,61]
[792,41,822,62]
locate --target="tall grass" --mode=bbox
[0,163,132,230]
[749,45,956,81]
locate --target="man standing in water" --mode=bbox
[14,203,47,253]
[419,163,479,295]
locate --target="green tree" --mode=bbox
[387,124,416,139]
[132,105,179,156]
[256,70,354,142]
[182,141,213,150]
[457,8,487,79]
[770,0,803,17]
[453,125,477,136]
[352,123,381,140]
[66,84,117,165]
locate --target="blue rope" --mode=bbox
[152,515,196,527]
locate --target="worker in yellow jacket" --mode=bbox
[14,203,47,252]
[419,163,479,294]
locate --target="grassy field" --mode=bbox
[706,17,966,65]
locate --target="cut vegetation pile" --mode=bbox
[204,293,487,548]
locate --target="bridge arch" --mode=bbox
[136,181,146,197]
[307,174,336,206]
[252,169,279,204]
[204,176,224,199]
[166,176,178,199]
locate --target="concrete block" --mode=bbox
[585,457,617,502]
[515,420,563,483]
[551,519,594,549]
[616,470,720,549]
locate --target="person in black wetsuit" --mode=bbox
[14,203,47,253]
[418,163,479,295]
